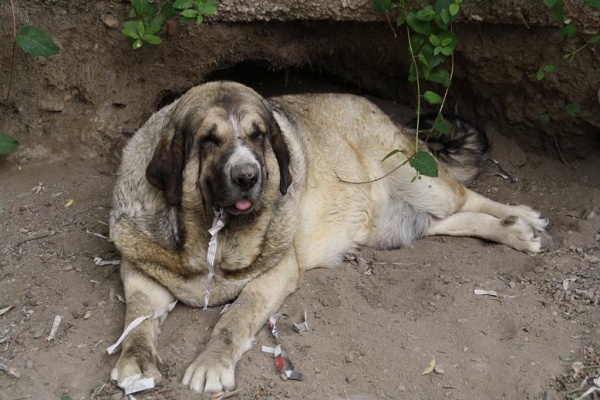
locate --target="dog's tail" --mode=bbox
[404,114,490,186]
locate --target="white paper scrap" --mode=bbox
[120,374,155,395]
[474,289,498,297]
[47,315,62,341]
[106,301,177,354]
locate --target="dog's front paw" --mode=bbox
[182,352,235,393]
[513,205,549,230]
[111,347,162,388]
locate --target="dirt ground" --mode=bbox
[1,73,600,400]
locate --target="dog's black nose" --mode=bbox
[231,163,259,190]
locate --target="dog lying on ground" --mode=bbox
[108,81,549,393]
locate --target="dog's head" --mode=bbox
[145,81,292,216]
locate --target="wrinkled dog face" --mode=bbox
[195,97,270,215]
[146,82,291,216]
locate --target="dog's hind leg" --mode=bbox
[110,259,176,387]
[426,211,547,253]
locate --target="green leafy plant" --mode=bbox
[537,0,600,122]
[1,0,60,156]
[374,0,463,180]
[121,0,217,49]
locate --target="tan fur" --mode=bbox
[109,81,549,393]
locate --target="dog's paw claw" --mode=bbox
[182,355,235,393]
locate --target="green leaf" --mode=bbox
[0,133,19,155]
[551,1,565,25]
[181,9,198,17]
[132,38,143,49]
[434,0,453,12]
[449,3,459,16]
[543,0,558,8]
[411,34,426,52]
[123,20,138,30]
[427,68,451,86]
[173,0,193,9]
[434,46,442,56]
[161,4,177,19]
[408,63,417,83]
[128,8,137,18]
[586,0,600,7]
[121,28,139,39]
[374,0,394,11]
[588,35,600,44]
[543,64,556,73]
[142,34,162,44]
[147,4,158,16]
[423,90,443,105]
[539,114,550,124]
[137,21,146,36]
[16,26,59,57]
[415,6,436,21]
[410,151,438,177]
[196,14,204,24]
[561,22,577,39]
[440,46,454,56]
[396,14,406,26]
[434,115,452,134]
[565,102,580,116]
[439,8,451,25]
[61,395,73,400]
[131,0,148,15]
[382,149,406,162]
[406,12,433,36]
[536,70,545,81]
[180,16,195,23]
[146,23,162,35]
[202,0,217,15]
[429,34,440,46]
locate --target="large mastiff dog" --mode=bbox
[109,81,548,393]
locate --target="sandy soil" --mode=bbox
[1,82,599,400]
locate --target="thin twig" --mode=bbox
[1,0,18,131]
[384,11,397,38]
[15,233,54,248]
[2,324,30,353]
[553,134,572,169]
[335,159,410,185]
[11,396,32,400]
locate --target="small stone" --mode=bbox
[397,385,407,392]
[33,327,44,339]
[576,247,583,254]
[345,373,357,383]
[102,15,120,29]
[72,308,85,319]
[97,300,106,307]
[434,364,445,374]
[534,267,545,274]
[595,234,600,241]
[25,290,35,299]
[345,352,355,363]
[110,393,124,400]
[491,187,499,193]
[26,360,33,369]
[509,281,516,289]
[457,318,468,324]
[441,275,451,284]
[377,302,383,308]
[279,373,288,381]
[83,311,91,320]
[39,98,64,113]
[543,390,557,400]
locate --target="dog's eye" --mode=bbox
[203,133,222,148]
[249,130,264,141]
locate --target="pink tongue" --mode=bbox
[235,198,252,211]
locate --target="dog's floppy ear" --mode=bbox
[146,126,185,206]
[269,117,292,195]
